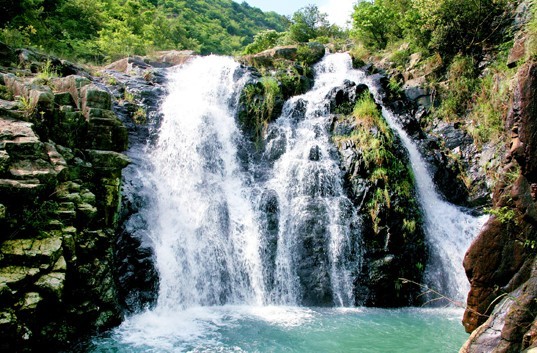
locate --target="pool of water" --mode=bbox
[82,306,467,353]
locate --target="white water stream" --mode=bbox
[91,53,487,351]
[148,56,265,309]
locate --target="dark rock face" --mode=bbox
[326,81,368,115]
[0,48,133,352]
[102,58,170,314]
[328,83,427,307]
[293,199,333,306]
[462,61,537,352]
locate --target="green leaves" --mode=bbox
[352,0,401,49]
[0,0,289,62]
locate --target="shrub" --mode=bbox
[243,30,285,54]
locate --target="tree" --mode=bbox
[413,0,512,56]
[288,5,330,43]
[352,0,399,49]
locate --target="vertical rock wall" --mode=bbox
[461,61,537,353]
[0,50,129,352]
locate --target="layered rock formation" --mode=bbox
[0,47,129,352]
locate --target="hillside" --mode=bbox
[0,0,289,61]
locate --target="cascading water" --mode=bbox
[87,53,484,352]
[262,55,363,306]
[360,76,489,302]
[372,105,488,302]
[146,56,265,309]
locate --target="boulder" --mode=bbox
[80,84,111,112]
[0,179,43,200]
[9,159,57,183]
[149,50,195,67]
[51,75,91,110]
[0,266,40,293]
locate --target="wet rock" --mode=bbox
[289,98,308,123]
[258,189,279,291]
[326,81,368,114]
[264,126,287,161]
[293,199,332,306]
[308,145,321,161]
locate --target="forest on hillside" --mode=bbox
[0,0,288,61]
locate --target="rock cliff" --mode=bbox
[461,61,537,353]
[0,46,129,352]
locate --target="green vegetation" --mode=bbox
[243,5,345,55]
[486,206,517,225]
[0,0,289,62]
[35,59,59,84]
[334,93,419,235]
[352,0,512,56]
[349,0,523,153]
[239,77,282,148]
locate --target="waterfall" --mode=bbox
[362,74,488,303]
[262,55,362,306]
[373,105,488,302]
[145,56,265,309]
[128,53,485,314]
[258,52,486,304]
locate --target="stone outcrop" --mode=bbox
[0,46,130,352]
[327,83,427,307]
[238,44,327,147]
[461,61,537,352]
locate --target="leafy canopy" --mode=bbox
[0,0,289,62]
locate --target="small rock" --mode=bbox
[19,292,42,311]
[35,272,65,301]
[309,145,321,161]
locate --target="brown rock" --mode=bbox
[506,62,537,182]
[243,45,299,67]
[151,50,195,67]
[51,75,91,110]
[463,217,529,332]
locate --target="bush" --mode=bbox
[414,0,512,57]
[243,30,285,54]
[435,55,477,120]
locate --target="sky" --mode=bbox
[244,0,356,27]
